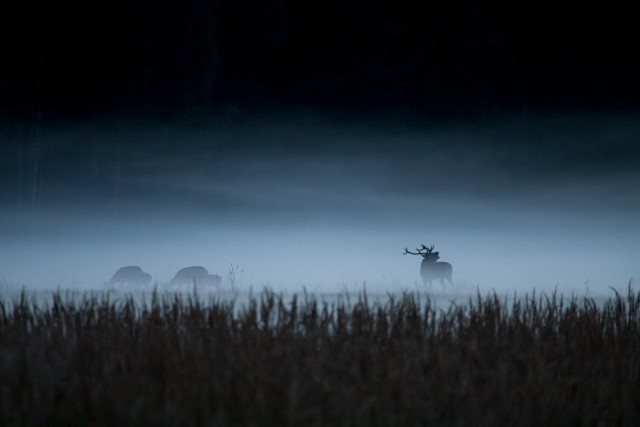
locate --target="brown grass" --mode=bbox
[1,287,639,426]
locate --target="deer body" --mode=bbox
[109,266,152,288]
[420,257,453,287]
[170,266,222,289]
[404,244,454,288]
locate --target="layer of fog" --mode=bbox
[1,113,638,296]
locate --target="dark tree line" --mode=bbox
[0,0,638,217]
[1,0,639,123]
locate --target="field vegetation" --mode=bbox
[1,287,639,426]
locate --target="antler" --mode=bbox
[419,244,435,253]
[404,244,433,255]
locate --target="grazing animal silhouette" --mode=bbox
[403,244,453,287]
[109,266,152,288]
[169,266,222,289]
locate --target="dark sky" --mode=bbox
[0,1,639,292]
[1,0,639,118]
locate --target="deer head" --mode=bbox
[403,244,440,260]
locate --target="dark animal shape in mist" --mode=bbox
[169,266,222,289]
[403,244,453,288]
[108,266,152,288]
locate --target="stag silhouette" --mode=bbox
[403,244,453,288]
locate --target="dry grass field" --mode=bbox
[1,287,639,426]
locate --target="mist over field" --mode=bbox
[2,0,639,300]
[1,113,638,295]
